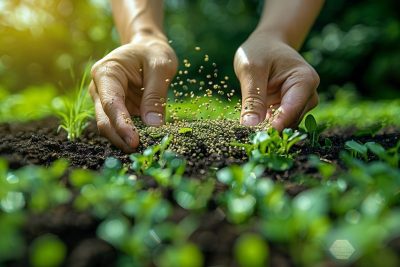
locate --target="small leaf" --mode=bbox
[217,167,234,184]
[305,114,317,132]
[30,234,66,267]
[235,233,269,267]
[178,127,193,134]
[97,217,130,247]
[345,140,368,158]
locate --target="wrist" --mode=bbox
[251,27,295,49]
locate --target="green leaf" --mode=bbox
[227,193,256,224]
[97,217,130,247]
[30,234,66,267]
[70,169,95,187]
[217,167,234,184]
[305,114,317,132]
[178,127,193,134]
[235,233,269,267]
[365,142,386,159]
[157,243,204,267]
[345,140,368,159]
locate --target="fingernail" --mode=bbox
[145,112,163,126]
[242,114,260,126]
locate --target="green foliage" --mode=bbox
[30,234,66,267]
[1,129,400,266]
[130,135,174,175]
[0,85,57,123]
[234,234,269,267]
[304,114,327,147]
[55,68,94,141]
[232,128,306,171]
[345,140,400,168]
[345,140,369,160]
[157,243,204,267]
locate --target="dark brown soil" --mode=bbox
[1,118,399,267]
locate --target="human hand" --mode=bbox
[89,35,178,152]
[234,32,319,130]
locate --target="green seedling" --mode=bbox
[232,128,306,171]
[217,163,264,223]
[354,123,382,137]
[234,233,269,267]
[130,135,173,174]
[55,68,94,140]
[174,179,214,210]
[304,114,326,147]
[366,140,400,168]
[345,140,368,160]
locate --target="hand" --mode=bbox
[234,32,319,130]
[89,35,178,153]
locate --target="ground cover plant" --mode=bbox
[1,51,400,267]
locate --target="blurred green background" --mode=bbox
[0,0,399,98]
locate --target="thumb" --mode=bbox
[237,69,269,126]
[140,61,175,126]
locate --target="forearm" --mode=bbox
[111,0,165,44]
[255,0,324,50]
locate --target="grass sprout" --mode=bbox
[55,67,93,141]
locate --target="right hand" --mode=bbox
[90,35,178,153]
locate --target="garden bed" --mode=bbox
[1,117,400,267]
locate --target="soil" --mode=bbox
[1,117,399,267]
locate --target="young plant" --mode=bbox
[304,114,326,147]
[345,140,368,161]
[130,135,174,174]
[130,135,187,187]
[55,68,94,140]
[232,128,306,171]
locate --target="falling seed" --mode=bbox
[140,87,145,91]
[195,46,201,51]
[165,78,170,83]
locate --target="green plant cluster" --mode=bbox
[53,67,94,141]
[1,129,400,266]
[232,128,307,171]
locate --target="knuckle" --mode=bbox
[151,54,178,75]
[239,61,265,73]
[300,66,320,88]
[91,60,121,79]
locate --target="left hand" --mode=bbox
[234,31,320,130]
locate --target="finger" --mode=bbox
[141,57,177,126]
[236,65,269,126]
[297,93,319,126]
[91,63,139,148]
[271,73,319,131]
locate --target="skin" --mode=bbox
[90,0,324,152]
